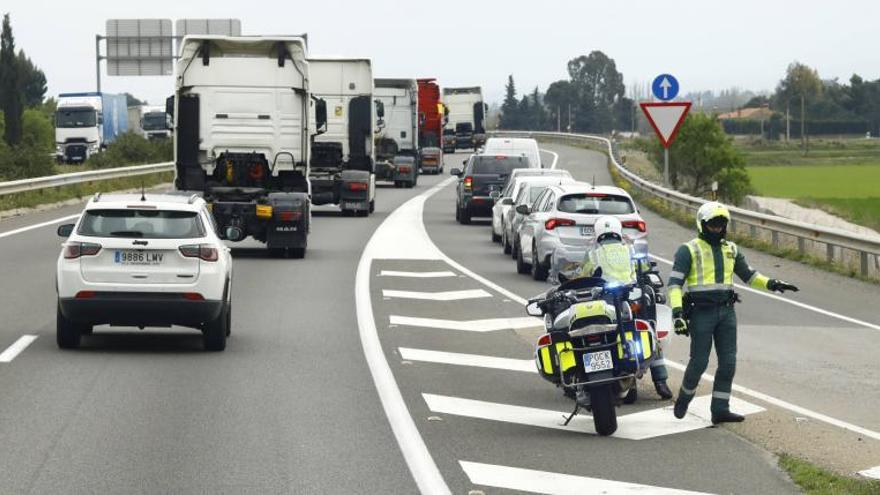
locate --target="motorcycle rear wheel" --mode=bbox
[590,385,618,436]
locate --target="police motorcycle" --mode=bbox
[526,266,660,436]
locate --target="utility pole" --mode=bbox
[557,105,561,132]
[800,94,806,153]
[785,103,791,141]
[567,104,572,132]
[664,148,670,186]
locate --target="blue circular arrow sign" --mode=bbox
[651,74,679,101]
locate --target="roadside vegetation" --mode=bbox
[779,454,880,495]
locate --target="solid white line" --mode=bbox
[383,289,492,301]
[859,465,880,480]
[539,148,559,170]
[0,214,79,240]
[379,270,457,278]
[0,335,38,363]
[460,461,713,495]
[390,315,541,332]
[355,181,453,494]
[399,348,536,373]
[650,254,880,332]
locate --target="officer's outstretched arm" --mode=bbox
[733,246,799,293]
[667,245,692,312]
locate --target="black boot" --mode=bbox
[654,381,673,400]
[711,410,745,425]
[673,396,689,419]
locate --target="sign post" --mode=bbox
[643,74,690,186]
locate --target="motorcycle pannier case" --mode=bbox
[535,332,575,384]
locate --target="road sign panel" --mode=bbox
[651,74,679,101]
[105,19,173,76]
[175,19,242,37]
[640,102,691,148]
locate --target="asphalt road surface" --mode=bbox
[0,145,877,494]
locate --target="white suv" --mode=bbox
[56,193,233,351]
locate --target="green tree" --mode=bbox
[650,112,751,203]
[0,13,23,146]
[499,75,520,130]
[776,62,822,150]
[21,108,53,151]
[17,51,46,107]
[529,86,547,131]
[566,51,625,132]
[544,80,575,131]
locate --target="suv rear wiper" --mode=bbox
[109,230,145,237]
[575,209,600,214]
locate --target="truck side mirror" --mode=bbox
[450,168,461,176]
[315,98,328,135]
[166,95,175,120]
[374,99,385,119]
[419,112,426,126]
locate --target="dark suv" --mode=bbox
[452,154,529,224]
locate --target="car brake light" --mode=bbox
[75,290,96,299]
[537,334,552,347]
[182,292,204,301]
[398,165,412,173]
[347,181,369,191]
[278,210,302,222]
[622,220,647,233]
[464,176,473,191]
[545,218,576,230]
[635,319,651,331]
[179,244,219,262]
[64,242,102,259]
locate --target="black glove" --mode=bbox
[767,279,799,293]
[672,308,689,337]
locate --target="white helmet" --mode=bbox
[594,216,623,242]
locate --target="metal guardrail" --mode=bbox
[492,130,880,279]
[0,162,174,196]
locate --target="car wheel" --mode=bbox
[491,223,501,243]
[516,239,530,274]
[394,181,401,188]
[460,206,471,225]
[369,200,375,213]
[455,204,461,222]
[56,303,82,349]
[225,302,232,337]
[203,303,228,351]
[511,236,519,259]
[532,242,548,281]
[502,228,512,254]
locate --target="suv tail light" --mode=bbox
[545,218,576,230]
[179,244,219,262]
[622,220,647,233]
[398,165,412,173]
[347,182,369,192]
[64,242,102,259]
[463,176,473,191]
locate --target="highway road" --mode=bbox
[0,144,878,493]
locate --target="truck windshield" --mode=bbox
[142,113,167,130]
[56,108,97,128]
[456,123,473,134]
[471,155,529,175]
[78,209,205,239]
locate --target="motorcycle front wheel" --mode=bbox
[590,385,618,436]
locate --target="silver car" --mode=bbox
[491,169,572,245]
[515,183,647,281]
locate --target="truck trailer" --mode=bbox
[442,86,487,150]
[55,92,128,163]
[374,78,420,185]
[307,57,376,216]
[417,78,446,150]
[171,35,325,258]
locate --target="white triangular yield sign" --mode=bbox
[641,102,691,148]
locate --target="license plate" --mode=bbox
[580,226,594,236]
[584,350,613,373]
[343,202,363,210]
[114,250,164,265]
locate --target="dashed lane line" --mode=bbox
[398,347,535,373]
[389,315,542,332]
[0,335,38,363]
[382,289,492,301]
[459,460,713,495]
[379,270,457,278]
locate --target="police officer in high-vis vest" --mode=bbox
[668,202,799,424]
[579,216,673,399]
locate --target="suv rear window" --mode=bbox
[78,209,206,239]
[557,194,635,215]
[471,155,529,175]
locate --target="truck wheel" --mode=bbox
[590,385,618,436]
[290,247,306,259]
[203,303,228,351]
[532,242,548,281]
[357,209,369,217]
[516,240,530,274]
[56,303,82,349]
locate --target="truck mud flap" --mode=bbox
[266,192,309,248]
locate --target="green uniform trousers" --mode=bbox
[678,304,737,414]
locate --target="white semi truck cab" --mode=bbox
[442,86,487,150]
[141,105,172,139]
[374,78,421,182]
[307,57,377,216]
[171,35,326,257]
[55,92,128,163]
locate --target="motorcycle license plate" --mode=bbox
[584,350,613,373]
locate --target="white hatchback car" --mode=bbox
[56,193,233,351]
[515,183,646,280]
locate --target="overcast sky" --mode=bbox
[5,0,879,105]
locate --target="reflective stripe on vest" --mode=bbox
[684,238,736,288]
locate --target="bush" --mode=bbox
[86,132,172,169]
[21,108,53,151]
[0,143,54,180]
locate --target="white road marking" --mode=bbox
[539,148,559,170]
[383,289,492,301]
[355,179,454,494]
[423,393,762,441]
[0,214,79,240]
[859,465,880,479]
[651,254,880,332]
[0,335,38,363]
[390,315,542,332]
[398,348,536,373]
[379,270,457,278]
[460,461,713,495]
